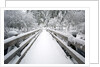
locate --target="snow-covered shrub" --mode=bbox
[76,33,85,40]
[7,31,18,38]
[69,30,78,37]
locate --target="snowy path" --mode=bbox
[20,29,73,64]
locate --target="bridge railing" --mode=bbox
[4,29,41,50]
[47,28,85,64]
[4,29,42,64]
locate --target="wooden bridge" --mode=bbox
[4,28,85,64]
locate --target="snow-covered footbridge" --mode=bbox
[4,28,85,64]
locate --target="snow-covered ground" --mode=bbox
[19,29,73,64]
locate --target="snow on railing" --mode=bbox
[47,28,85,52]
[47,29,85,64]
[4,30,41,64]
[4,29,41,50]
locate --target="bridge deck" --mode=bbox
[19,29,73,64]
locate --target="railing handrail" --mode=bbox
[4,30,41,64]
[4,29,41,50]
[48,31,85,64]
[47,28,85,52]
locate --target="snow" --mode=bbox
[7,31,18,38]
[19,29,73,64]
[8,34,40,64]
[4,32,39,63]
[76,34,85,40]
[4,29,40,44]
[4,47,18,61]
[49,33,85,63]
[47,28,85,47]
[8,55,19,64]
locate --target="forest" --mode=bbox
[4,10,85,40]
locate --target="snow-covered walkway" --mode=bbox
[19,29,73,64]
